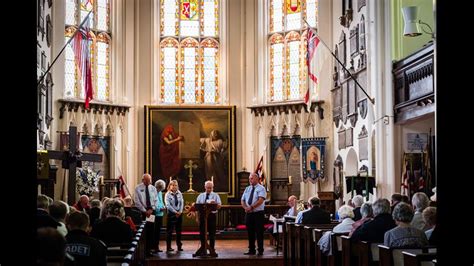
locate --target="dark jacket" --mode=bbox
[351,213,396,243]
[66,229,107,266]
[37,209,60,229]
[90,216,134,246]
[124,207,143,226]
[353,207,362,221]
[302,206,331,224]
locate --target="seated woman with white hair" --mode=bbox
[317,205,355,255]
[333,205,355,233]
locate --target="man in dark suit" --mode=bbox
[351,198,396,243]
[301,196,331,224]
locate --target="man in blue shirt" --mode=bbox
[194,181,222,256]
[241,172,267,255]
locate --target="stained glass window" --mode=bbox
[268,0,318,102]
[64,0,111,102]
[159,0,220,104]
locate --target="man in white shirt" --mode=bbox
[134,173,158,255]
[285,195,298,217]
[194,181,222,256]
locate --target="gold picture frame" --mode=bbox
[145,105,236,198]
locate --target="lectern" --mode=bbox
[193,203,218,257]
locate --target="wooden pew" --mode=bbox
[303,225,319,266]
[284,222,336,266]
[285,222,296,266]
[326,232,349,266]
[294,223,305,266]
[340,236,381,266]
[402,251,437,266]
[378,245,437,266]
[312,225,337,266]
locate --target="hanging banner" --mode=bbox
[302,137,326,183]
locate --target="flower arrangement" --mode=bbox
[76,166,101,196]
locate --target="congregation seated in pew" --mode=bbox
[384,202,428,248]
[422,206,438,245]
[351,198,396,243]
[90,199,134,247]
[318,204,355,255]
[410,192,430,231]
[349,202,373,237]
[296,196,331,224]
[65,211,107,266]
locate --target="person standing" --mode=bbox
[165,179,184,252]
[134,173,158,256]
[154,179,167,252]
[241,172,267,256]
[200,129,228,191]
[195,181,222,255]
[159,125,184,180]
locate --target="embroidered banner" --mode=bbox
[302,137,326,183]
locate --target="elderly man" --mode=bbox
[285,195,298,217]
[300,196,331,225]
[134,173,158,256]
[194,181,222,256]
[73,195,90,213]
[241,172,267,256]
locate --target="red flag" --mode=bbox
[305,28,320,109]
[71,15,93,109]
[254,155,266,186]
[118,175,130,198]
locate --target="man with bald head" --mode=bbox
[73,195,90,213]
[285,195,298,216]
[194,181,222,256]
[134,173,158,255]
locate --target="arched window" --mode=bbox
[160,0,220,104]
[64,0,111,102]
[268,0,318,102]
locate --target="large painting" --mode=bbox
[145,106,236,197]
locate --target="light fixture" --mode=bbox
[402,6,435,38]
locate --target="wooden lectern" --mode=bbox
[193,203,218,257]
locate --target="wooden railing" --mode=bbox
[217,204,288,229]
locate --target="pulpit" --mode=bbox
[193,203,218,257]
[345,175,376,201]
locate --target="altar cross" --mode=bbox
[47,126,102,205]
[184,159,198,192]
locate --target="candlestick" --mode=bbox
[288,175,292,184]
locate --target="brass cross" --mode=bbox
[184,159,198,192]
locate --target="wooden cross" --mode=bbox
[184,159,198,192]
[47,126,102,205]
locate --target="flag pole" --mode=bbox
[37,10,93,87]
[303,19,375,105]
[117,167,132,197]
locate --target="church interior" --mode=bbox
[35,0,453,265]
